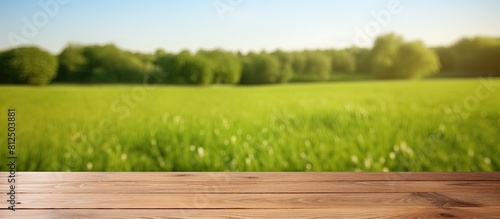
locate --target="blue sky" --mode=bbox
[1,0,500,54]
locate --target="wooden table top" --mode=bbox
[1,172,499,218]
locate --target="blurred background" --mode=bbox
[0,0,499,171]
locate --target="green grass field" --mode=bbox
[1,79,499,171]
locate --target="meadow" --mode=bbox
[0,79,499,172]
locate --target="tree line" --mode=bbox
[1,33,499,86]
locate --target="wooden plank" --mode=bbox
[1,172,498,218]
[7,172,500,182]
[1,208,500,219]
[10,180,500,194]
[12,193,500,209]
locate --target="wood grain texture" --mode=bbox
[1,208,500,219]
[1,172,499,218]
[10,180,500,194]
[12,193,500,209]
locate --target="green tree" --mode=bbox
[370,33,403,78]
[290,51,331,82]
[324,49,356,74]
[370,33,439,79]
[240,52,281,84]
[452,37,500,76]
[350,47,371,74]
[291,52,307,75]
[0,50,16,84]
[156,50,191,84]
[0,46,57,85]
[156,50,216,85]
[183,54,214,85]
[303,51,331,81]
[198,50,242,85]
[434,47,455,73]
[270,50,294,83]
[56,44,87,82]
[81,44,149,83]
[393,41,440,79]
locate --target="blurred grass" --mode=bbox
[0,79,499,171]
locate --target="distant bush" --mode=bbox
[157,50,190,84]
[182,54,214,85]
[270,50,294,83]
[240,52,281,84]
[56,44,87,82]
[350,47,371,74]
[369,33,403,79]
[55,44,154,84]
[289,51,331,81]
[291,52,307,76]
[451,37,500,77]
[156,50,216,85]
[303,51,331,81]
[370,33,440,79]
[197,50,242,85]
[0,46,57,85]
[323,49,357,74]
[394,41,440,79]
[433,46,455,73]
[83,44,150,83]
